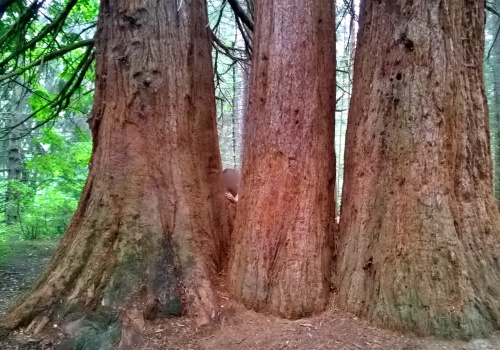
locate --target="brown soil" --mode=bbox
[1,239,500,350]
[0,239,59,317]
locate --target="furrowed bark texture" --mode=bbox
[4,0,229,331]
[337,0,500,338]
[228,0,336,318]
[4,86,25,225]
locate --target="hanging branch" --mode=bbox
[486,3,500,60]
[1,45,95,141]
[212,31,246,62]
[486,3,499,18]
[0,0,46,49]
[211,0,228,32]
[0,0,98,139]
[0,39,95,82]
[235,15,252,57]
[487,26,500,60]
[0,0,79,73]
[0,0,17,18]
[227,0,254,32]
[211,0,252,61]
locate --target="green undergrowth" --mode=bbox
[0,236,60,267]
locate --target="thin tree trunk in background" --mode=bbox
[349,3,356,63]
[491,24,500,204]
[5,121,22,224]
[237,62,249,162]
[219,94,226,165]
[335,109,341,215]
[232,60,238,168]
[229,0,336,318]
[5,86,27,225]
[338,0,500,338]
[4,0,230,341]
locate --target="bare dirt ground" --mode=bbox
[135,298,500,350]
[0,238,59,317]
[1,239,500,350]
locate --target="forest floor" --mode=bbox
[0,237,59,317]
[1,238,500,350]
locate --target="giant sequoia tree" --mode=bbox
[3,0,229,338]
[337,0,500,338]
[228,0,336,318]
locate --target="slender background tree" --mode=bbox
[486,6,500,204]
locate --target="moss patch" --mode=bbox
[59,312,120,350]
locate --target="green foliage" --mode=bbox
[2,127,91,240]
[0,0,98,137]
[0,0,96,239]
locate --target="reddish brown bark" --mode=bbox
[3,0,229,336]
[228,0,336,318]
[337,0,500,338]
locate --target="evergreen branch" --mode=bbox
[486,25,500,60]
[0,46,95,140]
[0,0,16,18]
[0,39,95,83]
[486,5,499,18]
[0,0,46,48]
[0,0,79,71]
[211,31,246,62]
[211,0,228,32]
[235,15,252,57]
[227,0,254,32]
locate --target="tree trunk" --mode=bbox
[231,60,238,169]
[5,124,22,224]
[491,20,500,205]
[3,0,229,341]
[236,62,249,162]
[337,0,500,338]
[5,86,27,225]
[228,0,336,318]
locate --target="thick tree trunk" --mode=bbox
[228,0,336,318]
[337,0,500,338]
[3,0,229,340]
